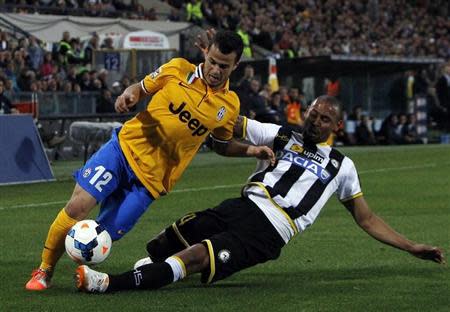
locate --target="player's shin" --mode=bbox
[108,256,186,291]
[40,208,78,271]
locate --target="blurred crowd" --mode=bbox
[343,107,422,145]
[3,0,159,20]
[185,0,450,59]
[0,29,132,114]
[232,62,450,144]
[1,0,450,148]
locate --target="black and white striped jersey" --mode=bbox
[241,118,363,243]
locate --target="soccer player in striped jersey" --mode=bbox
[26,30,276,291]
[75,95,444,293]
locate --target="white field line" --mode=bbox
[0,162,445,211]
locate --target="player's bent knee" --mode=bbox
[64,185,97,220]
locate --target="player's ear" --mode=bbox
[335,120,344,132]
[232,61,240,71]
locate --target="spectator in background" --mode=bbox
[278,86,290,111]
[97,68,108,89]
[236,64,254,95]
[78,69,91,91]
[167,8,181,22]
[5,62,19,91]
[100,37,114,50]
[405,71,416,113]
[58,31,72,66]
[111,81,122,97]
[243,78,267,120]
[378,113,401,145]
[325,75,341,99]
[83,33,99,66]
[67,38,84,65]
[402,113,421,144]
[395,113,408,141]
[237,22,253,59]
[40,52,54,79]
[0,30,9,51]
[258,83,272,102]
[120,75,131,90]
[27,36,44,72]
[436,63,450,131]
[285,87,303,130]
[348,105,362,122]
[268,91,284,125]
[355,114,376,145]
[12,49,26,78]
[0,79,13,114]
[186,0,204,26]
[3,78,16,99]
[96,88,115,113]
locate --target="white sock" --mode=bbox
[165,256,186,282]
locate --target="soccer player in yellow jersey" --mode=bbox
[26,30,275,291]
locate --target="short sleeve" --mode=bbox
[141,58,181,95]
[336,157,363,202]
[245,118,281,147]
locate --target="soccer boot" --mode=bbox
[133,256,153,270]
[25,268,52,291]
[75,265,109,293]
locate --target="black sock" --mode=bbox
[107,262,174,292]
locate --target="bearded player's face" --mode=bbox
[203,44,238,90]
[303,100,341,144]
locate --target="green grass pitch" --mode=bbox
[0,144,449,311]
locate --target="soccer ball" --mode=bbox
[65,220,112,265]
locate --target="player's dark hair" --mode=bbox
[209,30,244,64]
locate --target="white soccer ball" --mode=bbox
[65,220,112,265]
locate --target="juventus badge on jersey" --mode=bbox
[217,106,226,121]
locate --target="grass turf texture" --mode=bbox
[0,144,449,311]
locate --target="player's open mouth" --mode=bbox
[209,74,220,84]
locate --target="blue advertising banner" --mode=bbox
[0,115,54,185]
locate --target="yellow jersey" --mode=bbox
[119,58,240,198]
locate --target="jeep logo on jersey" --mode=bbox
[168,102,208,136]
[216,106,226,121]
[279,150,331,183]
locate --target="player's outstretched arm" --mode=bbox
[115,83,147,113]
[343,196,445,264]
[211,138,276,166]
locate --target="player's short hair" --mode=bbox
[209,30,244,64]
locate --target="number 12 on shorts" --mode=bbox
[89,166,112,192]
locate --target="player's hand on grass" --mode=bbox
[195,28,216,57]
[115,93,137,113]
[409,244,445,264]
[247,145,276,165]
